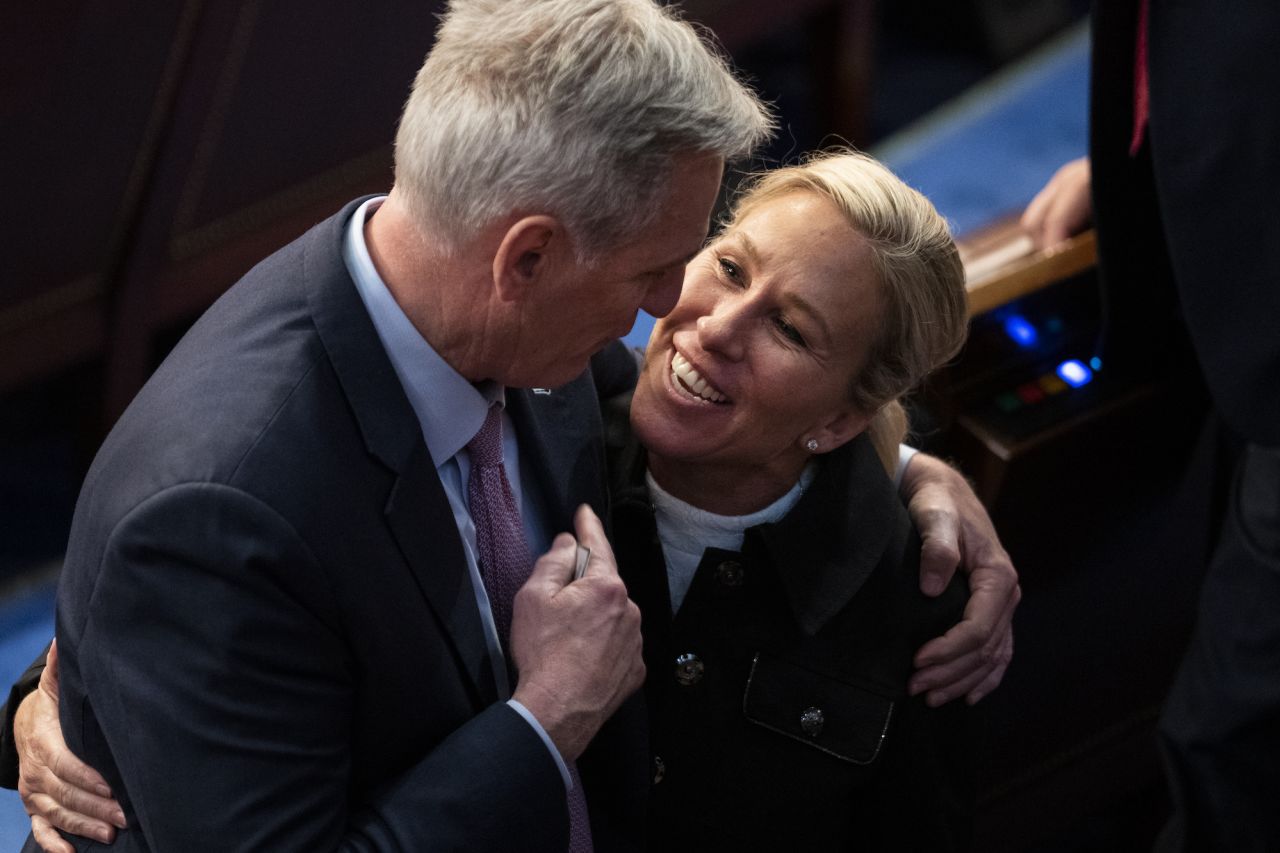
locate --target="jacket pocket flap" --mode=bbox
[741,652,894,765]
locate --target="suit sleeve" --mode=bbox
[0,646,48,789]
[75,482,567,853]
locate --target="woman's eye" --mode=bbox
[717,257,743,283]
[775,317,806,347]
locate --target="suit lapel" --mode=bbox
[507,379,609,536]
[304,199,497,707]
[382,442,498,705]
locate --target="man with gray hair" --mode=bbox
[5,1,1018,851]
[10,2,768,851]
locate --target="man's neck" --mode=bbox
[364,190,500,383]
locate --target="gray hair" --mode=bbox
[730,151,969,471]
[393,0,774,262]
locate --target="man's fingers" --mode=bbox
[528,533,578,589]
[925,662,992,708]
[978,579,1020,660]
[966,632,1014,704]
[916,509,961,597]
[30,814,75,853]
[49,773,126,828]
[572,504,617,576]
[572,505,612,557]
[911,626,983,687]
[29,792,118,846]
[48,746,114,801]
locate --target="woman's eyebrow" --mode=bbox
[716,231,761,266]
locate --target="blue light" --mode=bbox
[1057,359,1093,388]
[1090,357,1103,371]
[1003,315,1039,348]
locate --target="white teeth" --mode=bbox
[670,352,727,403]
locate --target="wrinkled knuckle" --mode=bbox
[922,538,961,564]
[599,578,628,607]
[917,505,950,527]
[54,781,74,807]
[48,804,72,830]
[63,813,91,837]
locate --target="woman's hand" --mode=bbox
[16,641,126,851]
[899,454,1020,706]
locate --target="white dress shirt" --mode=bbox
[343,196,570,790]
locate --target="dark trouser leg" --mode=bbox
[1157,443,1280,852]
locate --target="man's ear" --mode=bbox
[492,215,562,302]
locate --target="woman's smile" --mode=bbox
[669,351,729,404]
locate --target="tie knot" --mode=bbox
[467,405,505,467]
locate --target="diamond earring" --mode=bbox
[806,438,819,452]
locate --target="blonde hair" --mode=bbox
[730,150,968,472]
[394,0,773,263]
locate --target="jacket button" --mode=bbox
[800,707,825,737]
[716,560,744,587]
[674,653,705,686]
[653,755,666,784]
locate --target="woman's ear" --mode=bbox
[492,215,561,301]
[803,407,873,454]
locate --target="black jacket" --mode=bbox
[608,425,974,852]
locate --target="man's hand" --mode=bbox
[510,505,645,762]
[16,641,126,852]
[1020,156,1093,249]
[901,454,1020,707]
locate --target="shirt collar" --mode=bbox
[343,196,504,467]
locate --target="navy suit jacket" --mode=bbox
[34,199,645,852]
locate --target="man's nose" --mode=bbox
[641,270,683,318]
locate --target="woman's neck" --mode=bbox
[646,452,808,516]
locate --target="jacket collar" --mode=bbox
[303,199,497,704]
[755,434,901,636]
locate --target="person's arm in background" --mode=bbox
[896,158,1097,707]
[1021,157,1093,248]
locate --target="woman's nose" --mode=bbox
[696,304,746,361]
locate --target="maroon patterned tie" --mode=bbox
[466,405,594,853]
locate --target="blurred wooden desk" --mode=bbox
[959,217,1098,315]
